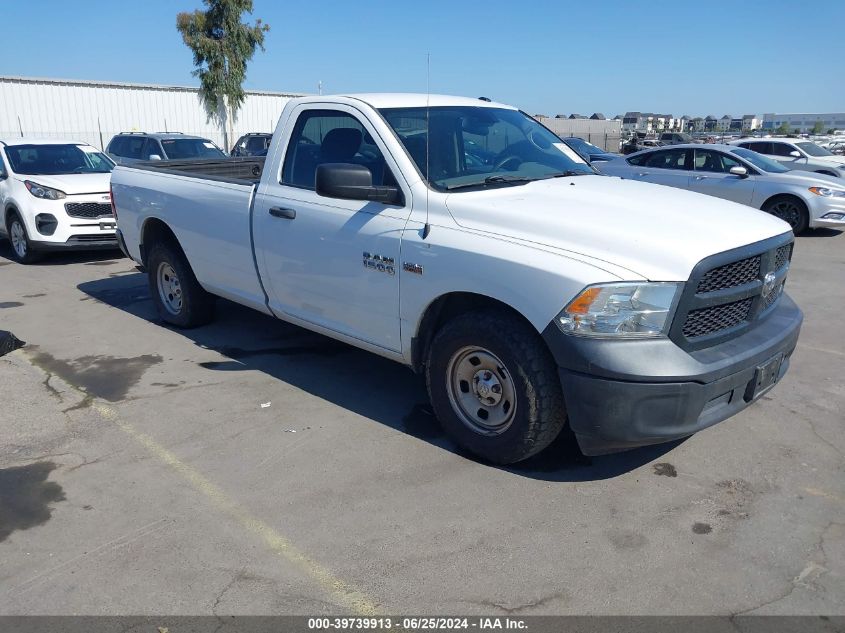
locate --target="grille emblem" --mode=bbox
[761,272,777,298]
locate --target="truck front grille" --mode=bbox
[65,202,113,219]
[682,298,753,338]
[670,235,793,350]
[696,255,760,293]
[774,243,793,271]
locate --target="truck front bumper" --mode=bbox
[542,294,803,456]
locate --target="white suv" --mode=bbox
[0,139,118,263]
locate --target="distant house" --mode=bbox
[568,114,585,119]
[741,114,761,132]
[554,114,567,119]
[590,113,606,120]
[717,115,732,132]
[704,115,717,132]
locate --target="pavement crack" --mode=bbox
[42,373,63,402]
[731,521,839,616]
[211,569,245,616]
[471,591,568,614]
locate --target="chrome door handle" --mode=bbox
[269,207,296,220]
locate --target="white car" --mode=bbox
[598,144,845,233]
[0,138,118,263]
[111,93,802,464]
[730,138,845,178]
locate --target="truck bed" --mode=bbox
[128,156,266,185]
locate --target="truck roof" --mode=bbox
[302,93,517,110]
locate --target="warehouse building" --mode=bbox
[0,75,302,152]
[761,112,845,133]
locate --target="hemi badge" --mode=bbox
[403,262,423,275]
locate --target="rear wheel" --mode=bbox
[147,240,215,328]
[762,196,809,235]
[426,310,567,464]
[5,212,41,264]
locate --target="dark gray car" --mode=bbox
[107,133,227,165]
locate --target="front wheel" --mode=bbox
[426,310,567,464]
[762,196,809,235]
[147,241,215,328]
[5,212,42,264]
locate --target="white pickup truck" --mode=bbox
[111,94,803,464]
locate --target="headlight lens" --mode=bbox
[556,282,682,337]
[809,186,845,198]
[24,180,67,200]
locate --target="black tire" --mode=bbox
[147,240,215,328]
[762,195,809,235]
[426,310,566,464]
[5,211,42,264]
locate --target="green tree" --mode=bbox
[776,121,791,135]
[177,0,269,150]
[811,120,824,135]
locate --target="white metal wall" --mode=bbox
[0,76,303,151]
[535,117,622,152]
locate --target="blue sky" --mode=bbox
[2,0,843,117]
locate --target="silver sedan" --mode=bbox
[597,144,845,233]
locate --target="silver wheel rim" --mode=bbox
[770,201,801,229]
[10,220,26,259]
[446,346,517,436]
[156,261,183,315]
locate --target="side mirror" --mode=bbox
[0,171,7,181]
[316,163,402,205]
[729,166,748,177]
[789,150,802,158]
[149,154,162,161]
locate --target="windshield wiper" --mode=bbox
[445,175,534,191]
[546,170,592,178]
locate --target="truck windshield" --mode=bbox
[379,106,595,190]
[161,138,226,159]
[4,144,114,175]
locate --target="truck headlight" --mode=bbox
[556,282,682,337]
[809,186,845,198]
[24,180,67,200]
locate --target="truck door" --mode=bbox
[252,105,412,353]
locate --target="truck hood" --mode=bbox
[13,173,111,195]
[444,175,791,281]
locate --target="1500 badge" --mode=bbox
[363,252,395,276]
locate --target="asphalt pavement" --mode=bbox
[0,230,843,616]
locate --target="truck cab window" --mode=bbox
[281,110,396,189]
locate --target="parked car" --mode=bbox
[659,132,696,145]
[730,138,845,178]
[559,136,617,162]
[0,138,118,263]
[111,93,801,464]
[106,132,227,165]
[824,140,845,155]
[598,144,845,233]
[231,132,272,157]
